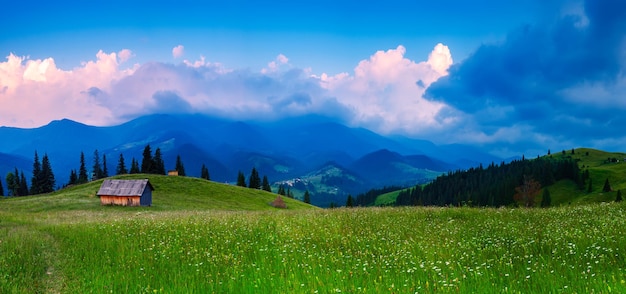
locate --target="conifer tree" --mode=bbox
[261,176,272,192]
[68,170,77,186]
[603,178,612,192]
[541,188,551,208]
[116,153,128,175]
[616,190,622,202]
[152,148,165,175]
[248,167,261,189]
[200,164,210,180]
[102,154,108,178]
[130,158,140,174]
[236,171,247,187]
[19,171,29,196]
[303,190,311,204]
[175,155,186,176]
[40,154,55,193]
[78,152,89,183]
[31,151,44,195]
[0,177,3,196]
[346,195,354,207]
[141,145,153,174]
[277,184,286,196]
[92,149,103,180]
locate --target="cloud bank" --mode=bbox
[425,0,626,155]
[0,44,453,138]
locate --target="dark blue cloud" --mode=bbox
[425,0,626,152]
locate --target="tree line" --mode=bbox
[393,156,584,207]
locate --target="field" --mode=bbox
[1,174,625,293]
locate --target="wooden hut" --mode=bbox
[97,179,154,206]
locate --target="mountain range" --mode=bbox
[0,113,503,206]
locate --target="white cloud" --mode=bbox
[172,45,185,58]
[0,45,455,138]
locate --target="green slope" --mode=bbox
[0,174,317,213]
[374,148,626,206]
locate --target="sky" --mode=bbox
[1,0,625,157]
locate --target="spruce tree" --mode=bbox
[616,190,622,202]
[541,188,551,208]
[41,154,55,193]
[116,153,128,175]
[92,149,103,180]
[248,167,261,189]
[141,145,153,174]
[0,176,3,196]
[130,158,140,174]
[19,171,29,196]
[152,148,165,175]
[102,154,108,178]
[200,164,210,180]
[175,155,186,176]
[68,170,77,186]
[277,184,286,196]
[303,190,311,204]
[31,151,45,195]
[236,171,247,187]
[603,178,612,192]
[77,152,88,183]
[346,195,354,207]
[261,176,272,192]
[587,178,593,193]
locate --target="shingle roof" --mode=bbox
[97,179,154,196]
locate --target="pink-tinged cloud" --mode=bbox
[172,45,185,58]
[0,45,455,138]
[320,44,454,134]
[0,50,135,127]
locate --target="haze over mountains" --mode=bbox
[0,114,503,204]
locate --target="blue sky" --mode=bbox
[1,0,625,157]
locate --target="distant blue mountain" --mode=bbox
[0,114,503,195]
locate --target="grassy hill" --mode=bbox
[374,148,626,206]
[0,174,316,213]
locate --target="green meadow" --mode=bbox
[1,174,626,293]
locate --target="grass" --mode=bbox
[1,173,626,292]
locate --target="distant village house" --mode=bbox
[97,179,154,206]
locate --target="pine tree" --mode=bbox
[303,190,311,204]
[175,155,186,176]
[141,145,153,174]
[130,158,140,174]
[236,171,247,187]
[31,151,43,195]
[19,171,29,196]
[0,176,3,196]
[68,170,77,186]
[616,190,623,202]
[277,184,286,196]
[41,154,55,193]
[603,178,612,192]
[541,188,551,208]
[152,148,165,175]
[116,153,128,175]
[102,154,108,178]
[346,195,354,207]
[200,164,210,180]
[261,176,272,192]
[587,178,593,193]
[92,149,103,180]
[248,167,261,189]
[78,152,89,183]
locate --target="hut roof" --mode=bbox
[97,179,154,197]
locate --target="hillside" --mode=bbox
[0,174,317,212]
[372,148,626,207]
